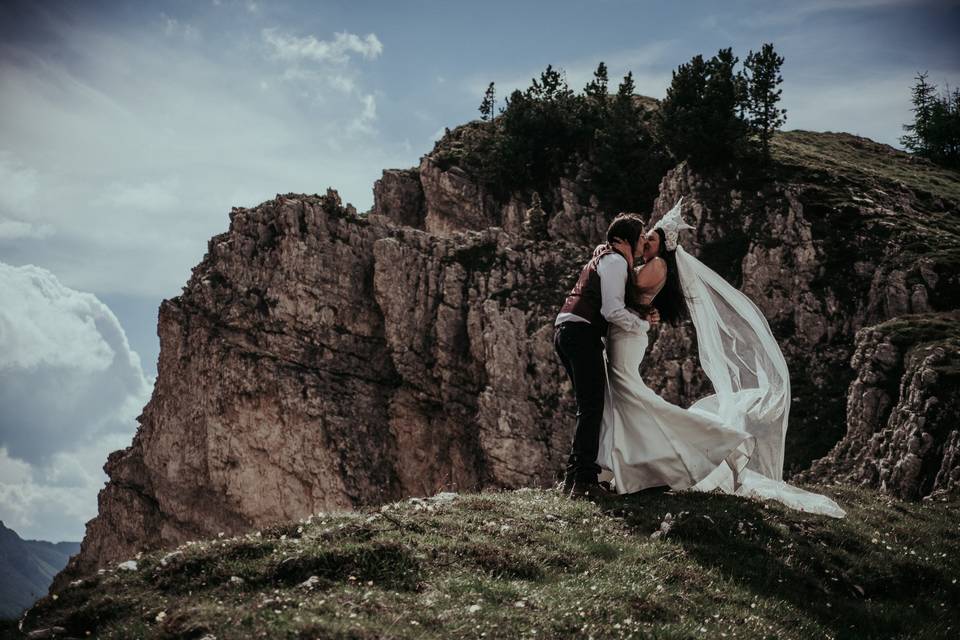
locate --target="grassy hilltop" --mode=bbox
[13,485,959,640]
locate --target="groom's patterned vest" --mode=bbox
[559,245,619,335]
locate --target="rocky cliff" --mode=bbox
[797,312,960,498]
[51,123,960,592]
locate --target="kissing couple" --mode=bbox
[553,199,846,518]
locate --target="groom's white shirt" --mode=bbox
[556,253,649,334]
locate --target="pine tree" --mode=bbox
[899,74,960,168]
[743,43,787,158]
[656,48,757,170]
[901,72,936,155]
[584,62,609,103]
[615,70,636,109]
[479,82,496,122]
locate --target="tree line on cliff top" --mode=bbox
[452,43,787,215]
[454,43,958,218]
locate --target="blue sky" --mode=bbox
[1,0,958,542]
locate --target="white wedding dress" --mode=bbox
[596,200,846,519]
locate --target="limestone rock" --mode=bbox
[373,168,425,229]
[798,313,960,499]
[52,190,587,591]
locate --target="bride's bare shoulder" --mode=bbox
[633,257,667,288]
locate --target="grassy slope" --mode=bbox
[17,486,959,640]
[772,130,960,274]
[772,130,960,203]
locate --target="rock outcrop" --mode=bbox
[798,313,960,499]
[52,189,588,592]
[52,126,960,592]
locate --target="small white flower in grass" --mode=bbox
[118,560,138,571]
[514,600,526,608]
[468,604,481,613]
[218,532,224,538]
[230,576,245,585]
[155,611,167,623]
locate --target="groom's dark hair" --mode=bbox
[606,213,646,251]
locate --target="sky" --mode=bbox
[1,0,958,543]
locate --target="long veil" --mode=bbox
[663,201,846,518]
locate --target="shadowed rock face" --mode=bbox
[797,313,960,499]
[52,129,960,591]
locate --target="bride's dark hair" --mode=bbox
[650,228,690,326]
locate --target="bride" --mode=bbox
[597,198,846,518]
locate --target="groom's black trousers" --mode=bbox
[554,321,605,483]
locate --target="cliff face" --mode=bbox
[53,189,588,591]
[797,313,960,498]
[53,128,960,591]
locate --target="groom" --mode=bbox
[554,213,658,499]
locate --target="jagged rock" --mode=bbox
[798,313,960,499]
[546,177,608,245]
[420,156,498,235]
[373,168,425,229]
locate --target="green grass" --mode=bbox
[772,130,960,203]
[17,486,960,639]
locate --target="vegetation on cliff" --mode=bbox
[900,72,960,170]
[16,487,959,639]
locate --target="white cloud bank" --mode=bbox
[0,261,153,541]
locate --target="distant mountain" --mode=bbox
[0,521,80,620]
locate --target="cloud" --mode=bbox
[0,435,132,542]
[94,176,182,213]
[348,93,378,135]
[0,262,153,541]
[0,12,410,298]
[0,217,54,239]
[739,0,945,26]
[160,13,200,42]
[0,150,38,210]
[262,28,383,65]
[0,262,152,462]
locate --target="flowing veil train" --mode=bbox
[598,198,846,518]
